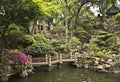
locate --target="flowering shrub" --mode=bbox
[9,50,30,64]
[9,50,32,74]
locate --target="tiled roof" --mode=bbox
[106,5,120,15]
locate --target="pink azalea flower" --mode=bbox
[9,51,30,64]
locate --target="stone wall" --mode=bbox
[76,55,120,73]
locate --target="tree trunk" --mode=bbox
[74,5,82,29]
[29,19,36,35]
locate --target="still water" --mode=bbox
[8,64,120,82]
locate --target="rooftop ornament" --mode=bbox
[106,5,120,16]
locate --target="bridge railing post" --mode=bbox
[48,55,52,66]
[74,54,77,63]
[56,53,58,61]
[59,54,62,64]
[46,55,48,62]
[70,52,73,59]
[29,56,32,63]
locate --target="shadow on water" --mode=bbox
[8,63,120,82]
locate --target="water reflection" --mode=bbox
[8,64,120,82]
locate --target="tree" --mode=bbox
[33,0,60,23]
[0,0,40,50]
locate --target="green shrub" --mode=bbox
[19,34,51,48]
[5,23,24,49]
[93,23,104,29]
[118,48,120,53]
[73,27,89,43]
[83,43,90,49]
[91,31,119,54]
[69,37,81,46]
[54,27,65,33]
[51,39,61,52]
[19,35,34,48]
[33,34,50,44]
[94,31,116,49]
[59,44,69,53]
[82,43,100,54]
[25,43,55,57]
[95,51,106,58]
[51,39,60,47]
[115,13,120,22]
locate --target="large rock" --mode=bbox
[109,62,115,66]
[95,57,100,61]
[107,58,113,64]
[94,61,99,66]
[96,65,104,70]
[100,59,106,64]
[104,64,111,69]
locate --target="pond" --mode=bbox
[8,64,120,82]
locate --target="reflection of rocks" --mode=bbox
[113,70,120,73]
[1,75,9,81]
[20,70,28,77]
[77,55,120,73]
[97,69,108,73]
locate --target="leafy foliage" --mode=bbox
[50,39,61,52]
[59,44,70,54]
[33,0,60,21]
[19,33,50,48]
[94,31,115,48]
[73,27,89,43]
[95,51,106,58]
[33,34,50,44]
[25,43,54,57]
[69,37,81,46]
[0,23,24,49]
[115,13,120,22]
[0,0,40,28]
[19,35,34,48]
[93,31,118,54]
[82,43,100,53]
[0,0,40,50]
